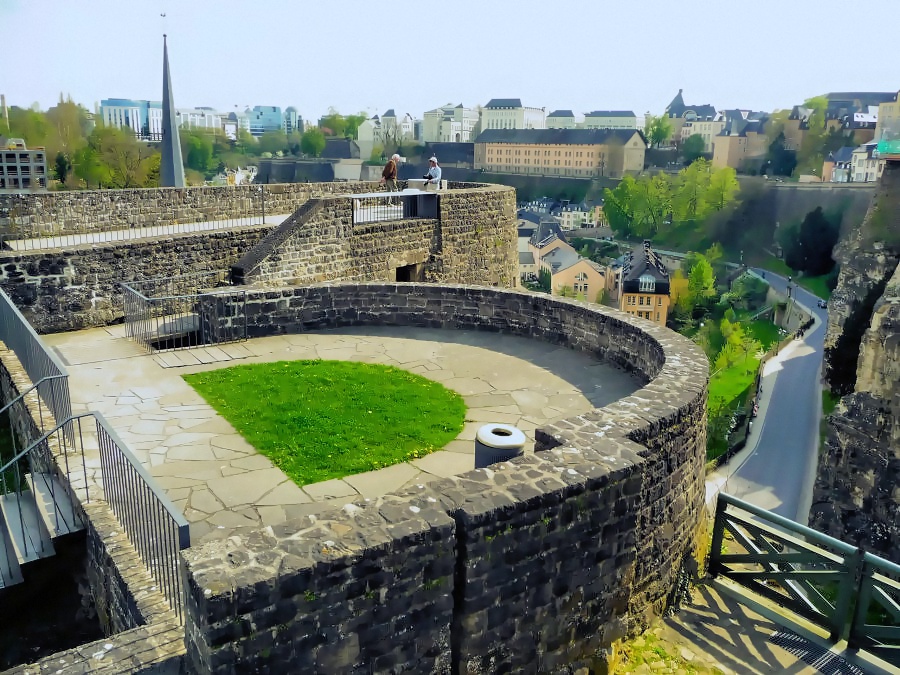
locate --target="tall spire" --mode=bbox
[160,34,185,187]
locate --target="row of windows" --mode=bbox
[625,295,664,306]
[487,148,606,159]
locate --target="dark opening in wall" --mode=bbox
[396,263,424,282]
[0,533,104,670]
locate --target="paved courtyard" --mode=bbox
[44,325,640,543]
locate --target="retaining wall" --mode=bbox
[183,283,709,673]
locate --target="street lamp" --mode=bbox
[258,185,266,225]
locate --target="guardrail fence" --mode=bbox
[710,493,899,666]
[350,190,439,224]
[121,270,246,352]
[96,412,190,621]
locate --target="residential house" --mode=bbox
[583,111,637,130]
[0,137,47,191]
[422,103,479,143]
[474,128,646,179]
[712,116,769,172]
[664,90,718,141]
[618,241,671,327]
[680,114,726,153]
[546,110,577,129]
[851,142,884,182]
[552,200,603,230]
[552,256,613,300]
[481,99,546,131]
[822,146,854,182]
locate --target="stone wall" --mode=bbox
[0,182,379,236]
[0,349,186,673]
[232,184,517,289]
[183,283,709,673]
[0,226,270,333]
[812,159,900,563]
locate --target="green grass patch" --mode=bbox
[746,319,781,350]
[822,390,840,417]
[757,256,833,299]
[708,361,755,409]
[651,220,713,253]
[183,360,467,486]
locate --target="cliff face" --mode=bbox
[811,160,900,562]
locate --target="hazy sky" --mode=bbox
[4,0,898,123]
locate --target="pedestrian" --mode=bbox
[380,153,400,204]
[423,156,442,189]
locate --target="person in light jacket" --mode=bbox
[423,156,442,188]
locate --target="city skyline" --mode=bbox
[3,0,898,125]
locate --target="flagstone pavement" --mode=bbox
[43,325,640,544]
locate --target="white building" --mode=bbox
[481,98,546,131]
[583,111,637,129]
[679,115,725,153]
[422,103,479,143]
[851,142,885,182]
[0,138,47,191]
[99,98,163,139]
[176,107,223,130]
[357,110,415,159]
[546,110,577,129]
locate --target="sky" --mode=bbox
[3,0,898,124]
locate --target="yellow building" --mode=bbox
[474,128,646,179]
[875,91,900,143]
[712,118,769,171]
[680,118,725,153]
[618,241,670,326]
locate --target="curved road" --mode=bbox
[711,270,828,524]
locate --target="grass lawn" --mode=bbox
[757,256,833,299]
[708,359,755,408]
[183,360,467,486]
[745,319,781,350]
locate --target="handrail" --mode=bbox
[0,413,94,476]
[0,374,68,417]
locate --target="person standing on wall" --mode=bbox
[380,153,401,204]
[423,156,442,189]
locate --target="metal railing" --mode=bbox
[0,288,72,439]
[96,412,190,621]
[0,415,92,563]
[0,190,272,252]
[710,493,900,665]
[349,190,439,224]
[121,270,245,352]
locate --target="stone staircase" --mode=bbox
[0,470,83,588]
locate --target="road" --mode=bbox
[710,270,828,524]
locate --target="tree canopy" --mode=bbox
[682,134,706,164]
[300,128,326,157]
[644,114,673,148]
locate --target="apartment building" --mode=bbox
[680,116,725,153]
[664,89,718,141]
[583,110,637,129]
[618,241,671,327]
[712,117,768,171]
[546,110,576,129]
[474,128,646,179]
[422,103,479,143]
[481,99,546,131]
[100,98,163,139]
[851,142,884,182]
[0,138,47,191]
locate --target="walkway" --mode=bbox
[43,325,640,544]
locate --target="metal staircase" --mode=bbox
[0,420,87,589]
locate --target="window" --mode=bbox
[638,274,655,292]
[658,297,662,306]
[639,296,645,305]
[656,312,660,322]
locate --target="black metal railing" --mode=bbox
[121,270,245,352]
[349,190,438,224]
[0,189,273,252]
[710,493,900,665]
[96,412,190,621]
[0,289,72,440]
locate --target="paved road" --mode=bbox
[713,270,828,523]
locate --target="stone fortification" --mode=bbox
[184,283,708,673]
[0,182,517,333]
[812,160,900,562]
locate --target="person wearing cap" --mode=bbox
[423,156,442,189]
[380,153,401,204]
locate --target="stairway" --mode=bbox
[0,471,84,589]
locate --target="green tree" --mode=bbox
[782,206,839,276]
[537,268,552,292]
[688,255,716,304]
[73,144,109,188]
[88,126,157,188]
[644,114,673,148]
[45,98,90,161]
[603,174,638,237]
[344,112,367,139]
[6,106,50,147]
[765,131,797,177]
[258,130,289,155]
[706,167,739,211]
[796,95,829,176]
[182,131,214,173]
[319,108,347,137]
[632,173,672,236]
[673,159,711,222]
[558,285,576,298]
[682,134,706,164]
[54,152,72,184]
[301,128,326,157]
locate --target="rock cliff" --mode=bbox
[811,160,900,561]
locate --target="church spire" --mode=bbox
[160,34,185,187]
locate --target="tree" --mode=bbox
[557,285,576,298]
[644,114,673,148]
[631,173,672,237]
[319,108,347,137]
[344,112,367,139]
[765,131,797,177]
[687,255,716,304]
[603,175,638,238]
[682,134,706,164]
[54,152,72,184]
[88,126,156,188]
[300,128,326,157]
[673,159,711,222]
[706,166,739,211]
[782,206,839,276]
[182,131,214,173]
[258,131,289,155]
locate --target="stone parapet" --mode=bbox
[184,283,709,673]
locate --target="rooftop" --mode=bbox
[475,128,645,146]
